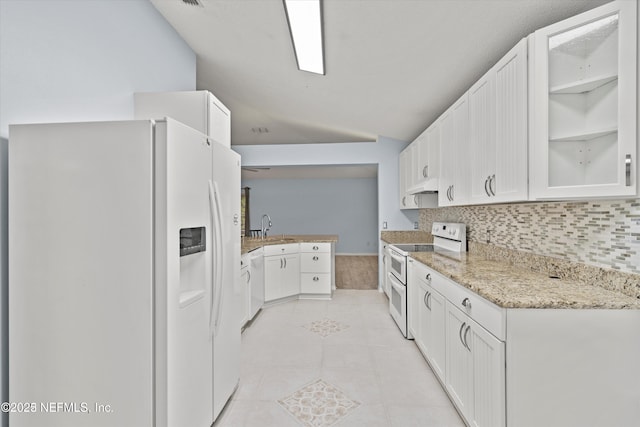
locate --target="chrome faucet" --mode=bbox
[261,214,272,240]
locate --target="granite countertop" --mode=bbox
[410,250,640,310]
[242,234,338,254]
[380,230,433,244]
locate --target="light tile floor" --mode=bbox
[214,290,465,427]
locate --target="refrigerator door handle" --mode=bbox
[209,180,224,337]
[212,180,225,335]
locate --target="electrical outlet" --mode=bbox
[383,221,388,229]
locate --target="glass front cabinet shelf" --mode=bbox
[530,0,637,199]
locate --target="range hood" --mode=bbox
[407,178,439,194]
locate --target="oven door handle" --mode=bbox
[388,272,405,293]
[388,250,405,266]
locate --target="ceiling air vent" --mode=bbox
[181,0,204,7]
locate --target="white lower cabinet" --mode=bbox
[410,259,446,383]
[410,257,640,427]
[299,242,333,297]
[263,242,333,303]
[411,257,505,427]
[264,244,300,302]
[417,274,446,382]
[445,303,505,427]
[240,254,251,327]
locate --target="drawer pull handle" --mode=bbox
[462,297,471,310]
[425,273,431,282]
[423,291,429,309]
[626,154,632,186]
[313,276,319,281]
[313,256,319,261]
[313,245,319,250]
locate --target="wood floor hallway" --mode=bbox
[335,256,378,290]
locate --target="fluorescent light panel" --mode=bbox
[284,0,324,75]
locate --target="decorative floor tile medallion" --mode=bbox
[277,379,360,427]
[302,318,349,338]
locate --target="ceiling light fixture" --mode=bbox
[283,0,325,75]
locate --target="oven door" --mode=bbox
[388,248,406,284]
[388,272,407,337]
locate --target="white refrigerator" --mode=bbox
[8,118,240,427]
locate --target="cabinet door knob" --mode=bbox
[313,276,319,281]
[462,297,471,309]
[425,273,431,282]
[313,256,319,261]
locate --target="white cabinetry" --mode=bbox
[240,254,250,327]
[418,124,440,188]
[134,90,231,147]
[412,262,445,382]
[439,94,469,206]
[300,243,333,297]
[445,303,505,427]
[380,240,391,297]
[410,258,506,427]
[248,248,264,321]
[530,0,637,199]
[410,257,640,427]
[469,39,528,205]
[399,143,438,210]
[264,244,300,302]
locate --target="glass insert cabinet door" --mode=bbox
[530,0,637,199]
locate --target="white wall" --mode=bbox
[243,177,378,254]
[0,0,196,137]
[233,137,419,234]
[0,2,196,425]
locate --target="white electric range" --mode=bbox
[387,222,466,338]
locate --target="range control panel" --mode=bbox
[431,222,466,244]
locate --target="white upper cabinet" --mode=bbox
[529,0,637,199]
[469,39,528,205]
[399,143,438,210]
[135,90,232,148]
[439,94,469,207]
[408,123,440,194]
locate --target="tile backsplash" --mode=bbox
[420,199,640,275]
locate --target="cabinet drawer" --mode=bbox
[263,243,299,256]
[300,253,331,272]
[300,242,331,253]
[300,273,331,294]
[431,271,505,341]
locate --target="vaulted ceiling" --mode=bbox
[150,0,610,146]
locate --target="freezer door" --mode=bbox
[154,119,213,427]
[9,121,155,427]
